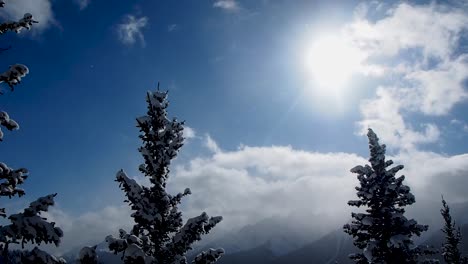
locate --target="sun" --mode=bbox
[303,34,363,97]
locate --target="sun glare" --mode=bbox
[304,34,363,97]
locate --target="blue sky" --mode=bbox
[1,0,468,254]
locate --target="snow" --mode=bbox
[0,13,38,35]
[363,240,377,262]
[0,111,20,141]
[0,64,29,90]
[1,194,64,248]
[0,162,28,198]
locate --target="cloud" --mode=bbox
[167,24,178,32]
[346,3,468,59]
[213,0,240,12]
[42,205,133,255]
[170,137,468,234]
[343,2,468,150]
[172,141,366,232]
[357,87,441,151]
[183,126,196,139]
[32,135,468,255]
[116,15,148,47]
[74,0,90,10]
[0,0,56,33]
[204,134,221,153]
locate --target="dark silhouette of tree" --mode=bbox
[105,86,224,264]
[440,196,468,264]
[344,128,437,264]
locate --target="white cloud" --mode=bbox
[172,143,367,232]
[74,0,90,10]
[116,15,148,47]
[343,2,468,149]
[42,205,133,255]
[204,134,221,153]
[404,55,468,115]
[170,138,468,234]
[183,126,196,139]
[0,0,56,33]
[357,87,441,151]
[346,3,468,59]
[167,24,178,32]
[213,0,240,12]
[33,136,468,255]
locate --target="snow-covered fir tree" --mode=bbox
[0,2,65,263]
[344,128,436,264]
[105,87,224,264]
[440,197,467,264]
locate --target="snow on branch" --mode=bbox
[0,162,28,200]
[0,194,63,248]
[0,64,29,92]
[0,111,19,141]
[0,13,38,35]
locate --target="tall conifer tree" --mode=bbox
[440,197,467,264]
[106,87,224,264]
[344,128,435,264]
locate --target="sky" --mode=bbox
[1,0,468,255]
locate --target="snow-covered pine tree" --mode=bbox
[440,196,468,264]
[344,128,436,264]
[0,2,65,263]
[105,87,224,264]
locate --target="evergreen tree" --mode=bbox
[440,196,467,264]
[0,2,65,263]
[105,87,224,264]
[344,128,435,264]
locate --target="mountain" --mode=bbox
[211,229,357,264]
[194,216,322,257]
[59,201,468,264]
[272,229,357,264]
[217,244,276,264]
